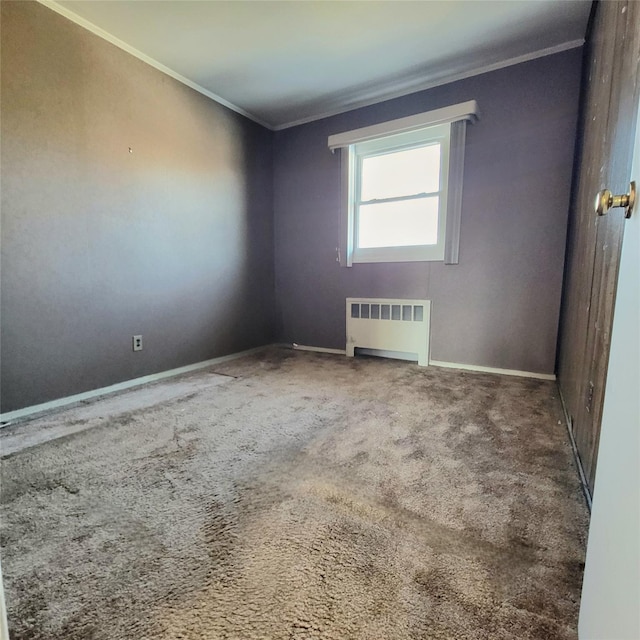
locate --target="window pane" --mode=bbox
[358,197,439,248]
[360,144,440,201]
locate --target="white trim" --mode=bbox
[36,0,273,130]
[338,147,355,267]
[342,123,453,266]
[292,344,347,355]
[428,359,556,381]
[328,101,478,151]
[33,2,584,133]
[277,39,584,131]
[286,346,556,380]
[0,346,267,425]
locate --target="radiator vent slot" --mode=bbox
[346,298,430,366]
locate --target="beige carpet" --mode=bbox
[0,348,588,639]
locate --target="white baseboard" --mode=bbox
[428,359,556,381]
[291,343,347,355]
[288,345,555,380]
[0,345,268,425]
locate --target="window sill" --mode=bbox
[351,246,445,264]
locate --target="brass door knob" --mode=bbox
[595,181,636,218]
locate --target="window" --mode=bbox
[329,100,479,266]
[349,124,450,263]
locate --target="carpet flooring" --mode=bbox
[0,348,589,639]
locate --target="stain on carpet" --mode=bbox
[0,348,588,639]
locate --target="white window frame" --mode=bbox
[348,124,450,264]
[330,100,479,267]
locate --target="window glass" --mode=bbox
[358,197,439,248]
[360,143,441,202]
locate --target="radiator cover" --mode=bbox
[346,298,431,366]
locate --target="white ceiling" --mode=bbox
[52,0,591,130]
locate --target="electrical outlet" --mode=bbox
[132,335,143,352]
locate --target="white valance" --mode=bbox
[328,100,480,151]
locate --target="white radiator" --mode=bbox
[346,298,431,366]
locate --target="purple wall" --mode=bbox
[273,49,582,374]
[1,2,275,412]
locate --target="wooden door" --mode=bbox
[558,0,640,494]
[578,95,640,640]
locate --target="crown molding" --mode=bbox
[36,0,584,134]
[37,0,274,130]
[273,38,584,131]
